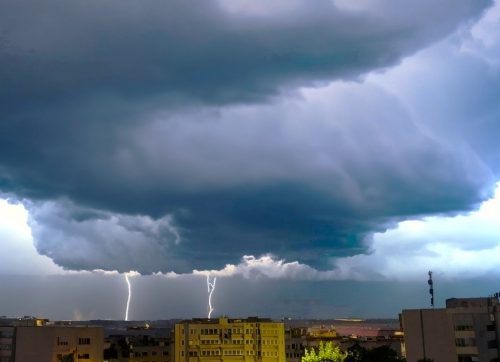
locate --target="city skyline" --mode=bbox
[2,0,500,319]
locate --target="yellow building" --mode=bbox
[174,318,285,362]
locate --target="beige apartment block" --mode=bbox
[0,326,15,362]
[402,297,500,362]
[15,325,104,362]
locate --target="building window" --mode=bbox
[456,338,476,347]
[458,356,479,362]
[57,337,68,346]
[78,337,91,345]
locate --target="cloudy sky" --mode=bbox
[1,0,500,320]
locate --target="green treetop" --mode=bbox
[302,341,346,362]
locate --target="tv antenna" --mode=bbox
[428,271,434,307]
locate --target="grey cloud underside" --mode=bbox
[0,0,491,104]
[0,0,495,273]
[21,87,493,273]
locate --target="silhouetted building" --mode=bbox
[402,296,500,362]
[0,325,15,362]
[105,334,171,362]
[0,317,104,362]
[15,324,104,362]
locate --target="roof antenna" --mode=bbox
[428,271,434,308]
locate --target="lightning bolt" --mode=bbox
[125,274,132,321]
[207,275,217,319]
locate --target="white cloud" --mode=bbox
[194,255,317,279]
[331,182,500,280]
[192,254,357,280]
[0,199,63,275]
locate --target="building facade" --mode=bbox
[284,323,403,362]
[0,317,105,362]
[402,297,500,362]
[15,324,104,362]
[174,318,285,362]
[0,326,15,362]
[1,317,51,362]
[105,334,171,362]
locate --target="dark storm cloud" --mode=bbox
[0,0,491,104]
[0,0,495,273]
[23,84,493,273]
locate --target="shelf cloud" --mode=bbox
[0,0,498,276]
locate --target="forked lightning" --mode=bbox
[125,274,132,321]
[207,275,217,319]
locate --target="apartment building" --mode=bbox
[15,324,104,362]
[0,325,15,362]
[284,323,403,362]
[174,317,285,362]
[105,334,171,362]
[1,317,51,362]
[402,296,500,362]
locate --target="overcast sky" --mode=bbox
[2,0,500,320]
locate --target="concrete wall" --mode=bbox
[15,325,104,362]
[402,309,456,362]
[0,326,15,362]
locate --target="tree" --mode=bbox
[302,341,346,362]
[345,344,406,362]
[368,345,405,362]
[345,343,368,362]
[61,353,74,362]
